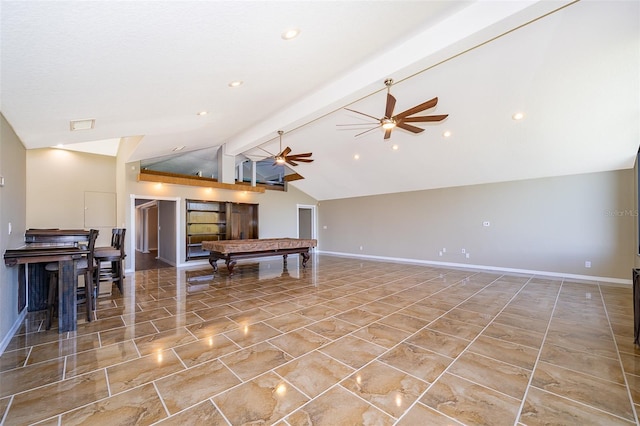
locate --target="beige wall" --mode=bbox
[26,148,117,247]
[319,169,636,281]
[0,114,27,350]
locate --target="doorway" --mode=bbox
[136,200,158,254]
[130,195,180,272]
[297,204,316,245]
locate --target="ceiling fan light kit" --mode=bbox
[343,78,448,140]
[381,118,396,130]
[271,130,314,167]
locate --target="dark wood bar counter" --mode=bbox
[4,230,90,332]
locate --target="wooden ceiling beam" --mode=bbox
[138,169,266,193]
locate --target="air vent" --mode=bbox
[69,119,95,131]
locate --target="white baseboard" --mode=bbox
[0,308,27,356]
[129,251,633,286]
[319,250,632,286]
[156,256,176,266]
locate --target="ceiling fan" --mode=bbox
[272,130,314,167]
[341,78,448,139]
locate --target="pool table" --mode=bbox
[202,238,317,275]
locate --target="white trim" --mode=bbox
[129,194,181,273]
[180,259,210,268]
[318,250,632,286]
[0,308,27,356]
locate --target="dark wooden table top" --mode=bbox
[4,246,89,267]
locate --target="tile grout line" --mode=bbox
[529,384,639,424]
[393,274,536,425]
[598,282,640,425]
[103,367,112,397]
[152,381,172,420]
[273,370,315,401]
[209,398,233,426]
[513,278,565,425]
[297,272,500,424]
[0,395,14,425]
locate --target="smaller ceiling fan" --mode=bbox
[341,78,448,140]
[272,130,314,167]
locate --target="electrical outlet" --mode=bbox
[465,253,470,259]
[439,251,443,256]
[585,261,591,268]
[483,221,490,227]
[442,248,447,253]
[461,248,466,254]
[359,246,363,251]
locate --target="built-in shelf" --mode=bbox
[185,199,258,261]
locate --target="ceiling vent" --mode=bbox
[69,118,95,131]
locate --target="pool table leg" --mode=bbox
[301,251,310,268]
[208,255,219,272]
[225,258,237,275]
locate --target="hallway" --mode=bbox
[135,249,172,271]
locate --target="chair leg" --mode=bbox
[113,260,124,295]
[85,270,93,322]
[118,260,124,295]
[92,270,98,311]
[46,272,57,330]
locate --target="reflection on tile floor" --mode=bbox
[1,254,639,425]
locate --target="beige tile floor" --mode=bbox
[1,254,640,425]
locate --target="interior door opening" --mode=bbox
[131,196,179,272]
[297,204,316,246]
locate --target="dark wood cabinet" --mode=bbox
[186,199,258,260]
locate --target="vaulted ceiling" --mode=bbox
[1,1,638,200]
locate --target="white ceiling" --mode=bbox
[1,1,638,200]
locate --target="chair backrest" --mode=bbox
[112,228,126,258]
[110,228,119,248]
[87,229,99,272]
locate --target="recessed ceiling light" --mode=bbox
[228,80,243,88]
[512,112,524,120]
[281,28,301,40]
[196,111,208,116]
[392,144,399,151]
[353,154,360,160]
[443,130,452,138]
[69,118,95,131]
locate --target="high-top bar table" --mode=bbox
[4,230,90,332]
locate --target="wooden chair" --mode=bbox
[45,229,99,330]
[94,228,126,296]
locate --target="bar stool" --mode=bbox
[45,229,99,330]
[94,228,126,296]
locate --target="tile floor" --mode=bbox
[1,254,639,425]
